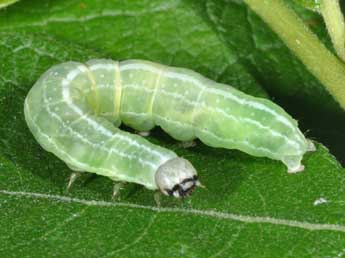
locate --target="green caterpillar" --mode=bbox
[24,59,315,198]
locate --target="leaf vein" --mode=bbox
[101,213,157,257]
[2,190,345,233]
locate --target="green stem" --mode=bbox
[320,0,345,61]
[243,0,345,110]
[0,0,19,9]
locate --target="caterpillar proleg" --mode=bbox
[24,59,314,198]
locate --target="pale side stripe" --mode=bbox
[25,102,157,189]
[214,108,301,149]
[122,110,276,157]
[122,83,154,91]
[59,66,168,161]
[122,83,301,148]
[64,111,92,128]
[197,128,276,157]
[2,190,345,233]
[123,110,274,155]
[119,63,296,132]
[88,63,116,71]
[44,99,66,107]
[119,63,162,73]
[82,84,111,92]
[121,111,151,117]
[153,114,194,130]
[124,110,190,128]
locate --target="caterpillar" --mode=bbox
[24,59,315,198]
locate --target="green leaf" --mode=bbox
[0,1,345,257]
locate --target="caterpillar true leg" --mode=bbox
[154,191,162,207]
[66,163,84,191]
[66,172,82,191]
[112,182,126,200]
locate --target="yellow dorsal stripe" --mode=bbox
[114,62,122,118]
[148,66,165,118]
[85,67,100,114]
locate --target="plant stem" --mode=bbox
[320,0,345,61]
[243,0,345,110]
[0,0,19,9]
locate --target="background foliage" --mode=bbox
[0,0,345,257]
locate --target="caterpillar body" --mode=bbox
[24,59,315,198]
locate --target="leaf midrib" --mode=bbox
[2,189,345,233]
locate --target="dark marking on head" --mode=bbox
[166,175,199,198]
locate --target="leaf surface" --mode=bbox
[0,1,345,257]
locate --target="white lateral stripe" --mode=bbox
[119,63,162,74]
[123,111,275,156]
[88,63,115,71]
[26,101,158,186]
[122,83,301,149]
[119,63,297,132]
[2,190,345,233]
[198,128,276,157]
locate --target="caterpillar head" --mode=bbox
[155,157,201,198]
